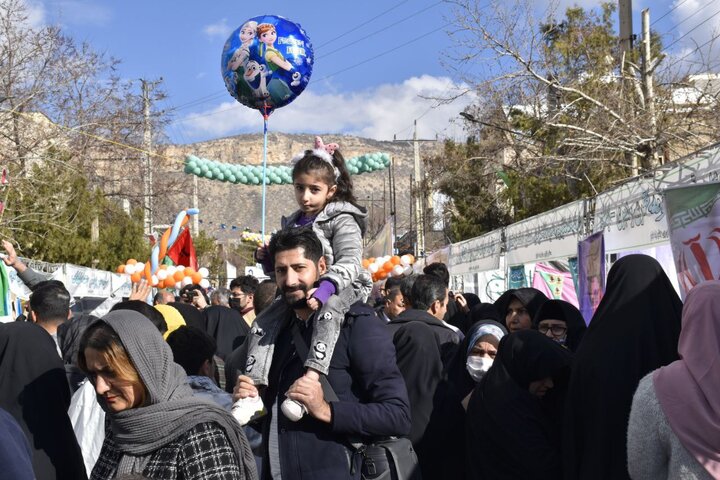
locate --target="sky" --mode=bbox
[27,0,720,145]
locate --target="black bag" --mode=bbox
[290,324,422,480]
[360,437,421,480]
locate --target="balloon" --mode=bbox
[157,270,168,280]
[390,255,401,266]
[124,264,135,275]
[151,275,159,286]
[221,15,314,116]
[127,259,137,265]
[362,259,370,269]
[377,271,388,280]
[198,267,210,278]
[167,265,177,276]
[184,267,196,277]
[368,263,379,274]
[181,276,193,287]
[116,265,125,274]
[177,265,186,272]
[130,272,142,283]
[400,255,411,267]
[175,281,182,290]
[200,278,211,289]
[392,265,405,276]
[173,270,185,282]
[404,265,413,275]
[191,272,203,284]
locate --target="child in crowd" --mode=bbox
[233,137,372,423]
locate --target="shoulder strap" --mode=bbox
[291,322,339,403]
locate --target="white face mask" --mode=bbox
[466,356,494,383]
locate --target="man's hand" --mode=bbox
[286,375,332,423]
[306,287,320,311]
[1,240,25,272]
[233,375,259,402]
[128,279,152,301]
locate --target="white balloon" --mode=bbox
[157,270,168,280]
[175,281,182,289]
[167,266,177,275]
[393,265,405,276]
[198,267,210,278]
[404,266,413,275]
[400,255,411,266]
[124,264,135,275]
[136,262,145,272]
[368,263,379,273]
[181,276,193,287]
[386,272,393,278]
[200,278,211,289]
[151,275,159,286]
[177,265,186,272]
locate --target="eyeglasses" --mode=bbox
[538,324,567,336]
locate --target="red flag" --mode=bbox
[166,227,198,271]
[1,168,8,185]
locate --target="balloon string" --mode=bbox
[261,105,269,242]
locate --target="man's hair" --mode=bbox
[210,287,230,306]
[110,300,167,334]
[254,280,278,316]
[383,276,404,291]
[153,290,174,305]
[166,326,216,377]
[268,227,324,264]
[423,262,450,287]
[400,274,418,307]
[229,275,260,295]
[29,283,71,322]
[410,274,448,312]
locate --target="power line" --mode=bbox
[172,23,450,125]
[663,7,720,51]
[314,0,410,49]
[651,0,689,26]
[317,1,442,59]
[656,0,716,40]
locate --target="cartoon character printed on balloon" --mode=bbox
[227,20,259,100]
[242,60,271,106]
[256,23,302,104]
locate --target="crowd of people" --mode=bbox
[0,138,718,480]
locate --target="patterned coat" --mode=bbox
[90,421,241,480]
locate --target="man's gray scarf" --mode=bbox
[98,311,258,479]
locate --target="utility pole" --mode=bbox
[393,120,436,258]
[141,78,162,237]
[641,8,659,168]
[192,174,199,235]
[618,0,638,175]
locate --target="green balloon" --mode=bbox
[217,173,225,181]
[228,174,236,183]
[252,177,260,185]
[204,171,214,179]
[193,167,201,175]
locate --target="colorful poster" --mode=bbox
[532,263,579,308]
[577,232,605,324]
[664,182,720,298]
[509,265,527,289]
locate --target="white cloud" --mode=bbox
[203,18,232,40]
[23,0,46,28]
[670,0,720,66]
[177,75,475,142]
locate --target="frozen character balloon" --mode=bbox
[221,15,313,116]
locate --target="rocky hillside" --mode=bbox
[162,133,441,245]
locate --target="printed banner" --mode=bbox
[664,182,720,298]
[508,265,528,289]
[532,263,579,307]
[577,232,605,324]
[477,269,506,303]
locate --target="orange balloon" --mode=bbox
[117,265,125,274]
[157,279,166,289]
[144,262,152,282]
[407,254,415,264]
[191,272,202,284]
[383,261,394,272]
[369,257,375,265]
[130,272,142,283]
[391,255,401,265]
[377,271,388,280]
[127,259,138,265]
[173,270,185,282]
[184,267,196,277]
[362,259,370,269]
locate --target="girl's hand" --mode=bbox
[306,288,320,311]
